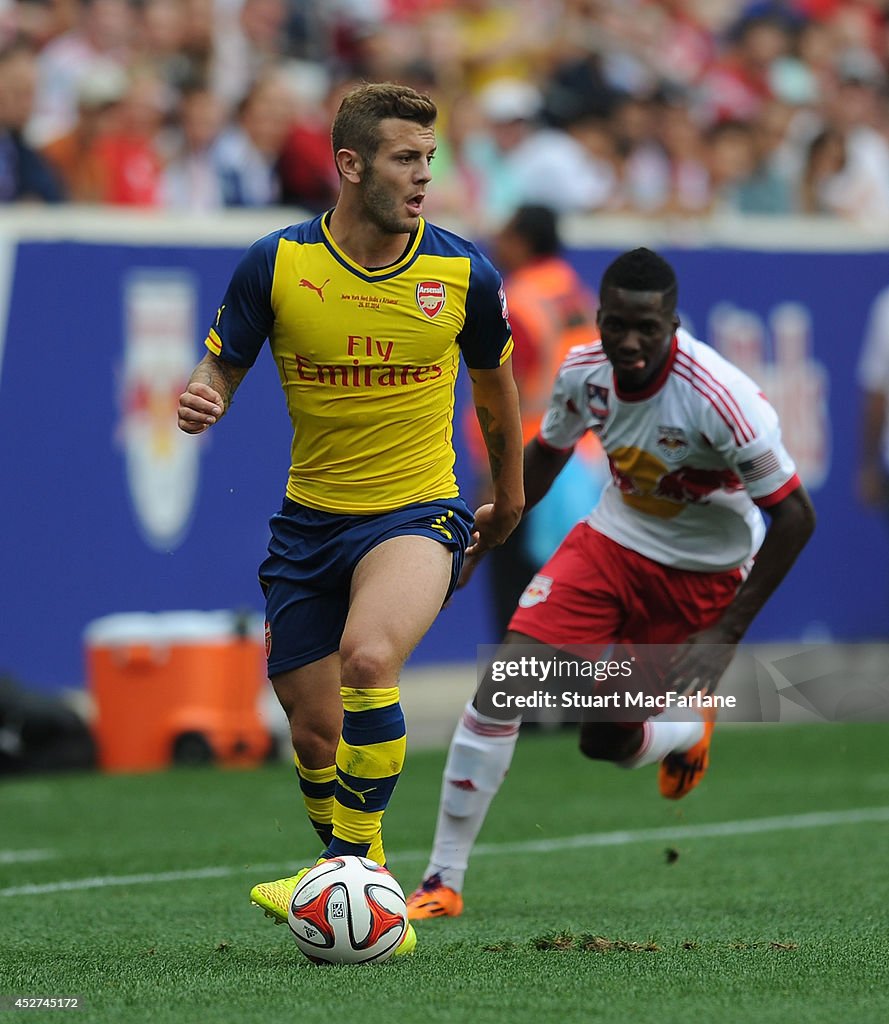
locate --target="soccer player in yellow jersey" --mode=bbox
[177,83,525,955]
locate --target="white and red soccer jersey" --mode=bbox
[538,328,801,571]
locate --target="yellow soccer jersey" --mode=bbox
[205,213,513,513]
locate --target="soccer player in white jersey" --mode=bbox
[406,247,816,920]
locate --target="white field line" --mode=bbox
[0,850,55,865]
[2,806,888,898]
[472,805,889,855]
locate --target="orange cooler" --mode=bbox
[85,610,273,772]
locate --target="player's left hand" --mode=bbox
[662,628,739,696]
[178,381,224,433]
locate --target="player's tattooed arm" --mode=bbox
[467,363,525,553]
[178,353,248,434]
[475,405,505,482]
[190,353,247,410]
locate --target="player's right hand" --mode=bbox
[178,382,224,434]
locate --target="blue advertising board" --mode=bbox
[0,232,886,692]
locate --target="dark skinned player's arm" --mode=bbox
[711,483,816,644]
[457,436,573,587]
[667,483,816,695]
[522,436,574,513]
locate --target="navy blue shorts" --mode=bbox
[259,497,474,676]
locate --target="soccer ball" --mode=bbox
[287,856,408,965]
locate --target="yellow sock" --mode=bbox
[327,686,405,866]
[294,753,335,848]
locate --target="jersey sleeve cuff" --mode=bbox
[754,473,802,508]
[498,336,515,365]
[536,432,575,453]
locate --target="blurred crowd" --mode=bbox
[1,0,889,226]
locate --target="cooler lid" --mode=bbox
[84,610,261,645]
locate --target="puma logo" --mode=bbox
[337,777,377,804]
[299,277,330,302]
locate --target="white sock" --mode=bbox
[422,701,521,893]
[620,708,705,769]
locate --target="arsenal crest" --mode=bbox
[416,280,446,318]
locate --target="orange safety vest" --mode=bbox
[465,255,600,466]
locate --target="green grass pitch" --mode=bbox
[2,722,889,1023]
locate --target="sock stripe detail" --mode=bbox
[293,757,337,783]
[328,795,386,854]
[326,837,372,859]
[294,755,335,830]
[342,703,406,747]
[337,734,406,779]
[461,709,521,738]
[308,818,334,845]
[298,777,336,800]
[340,686,400,713]
[335,768,401,812]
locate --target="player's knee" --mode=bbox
[339,642,399,689]
[579,722,642,763]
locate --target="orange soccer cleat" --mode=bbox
[405,874,464,920]
[658,708,717,800]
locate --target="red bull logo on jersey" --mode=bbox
[656,426,689,461]
[120,271,200,551]
[609,447,741,519]
[518,574,553,608]
[608,458,642,496]
[653,466,742,502]
[417,281,446,319]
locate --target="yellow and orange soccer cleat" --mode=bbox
[249,867,417,955]
[405,874,464,920]
[658,708,717,800]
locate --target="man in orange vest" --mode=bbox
[468,204,603,634]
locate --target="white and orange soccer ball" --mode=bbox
[287,856,408,965]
